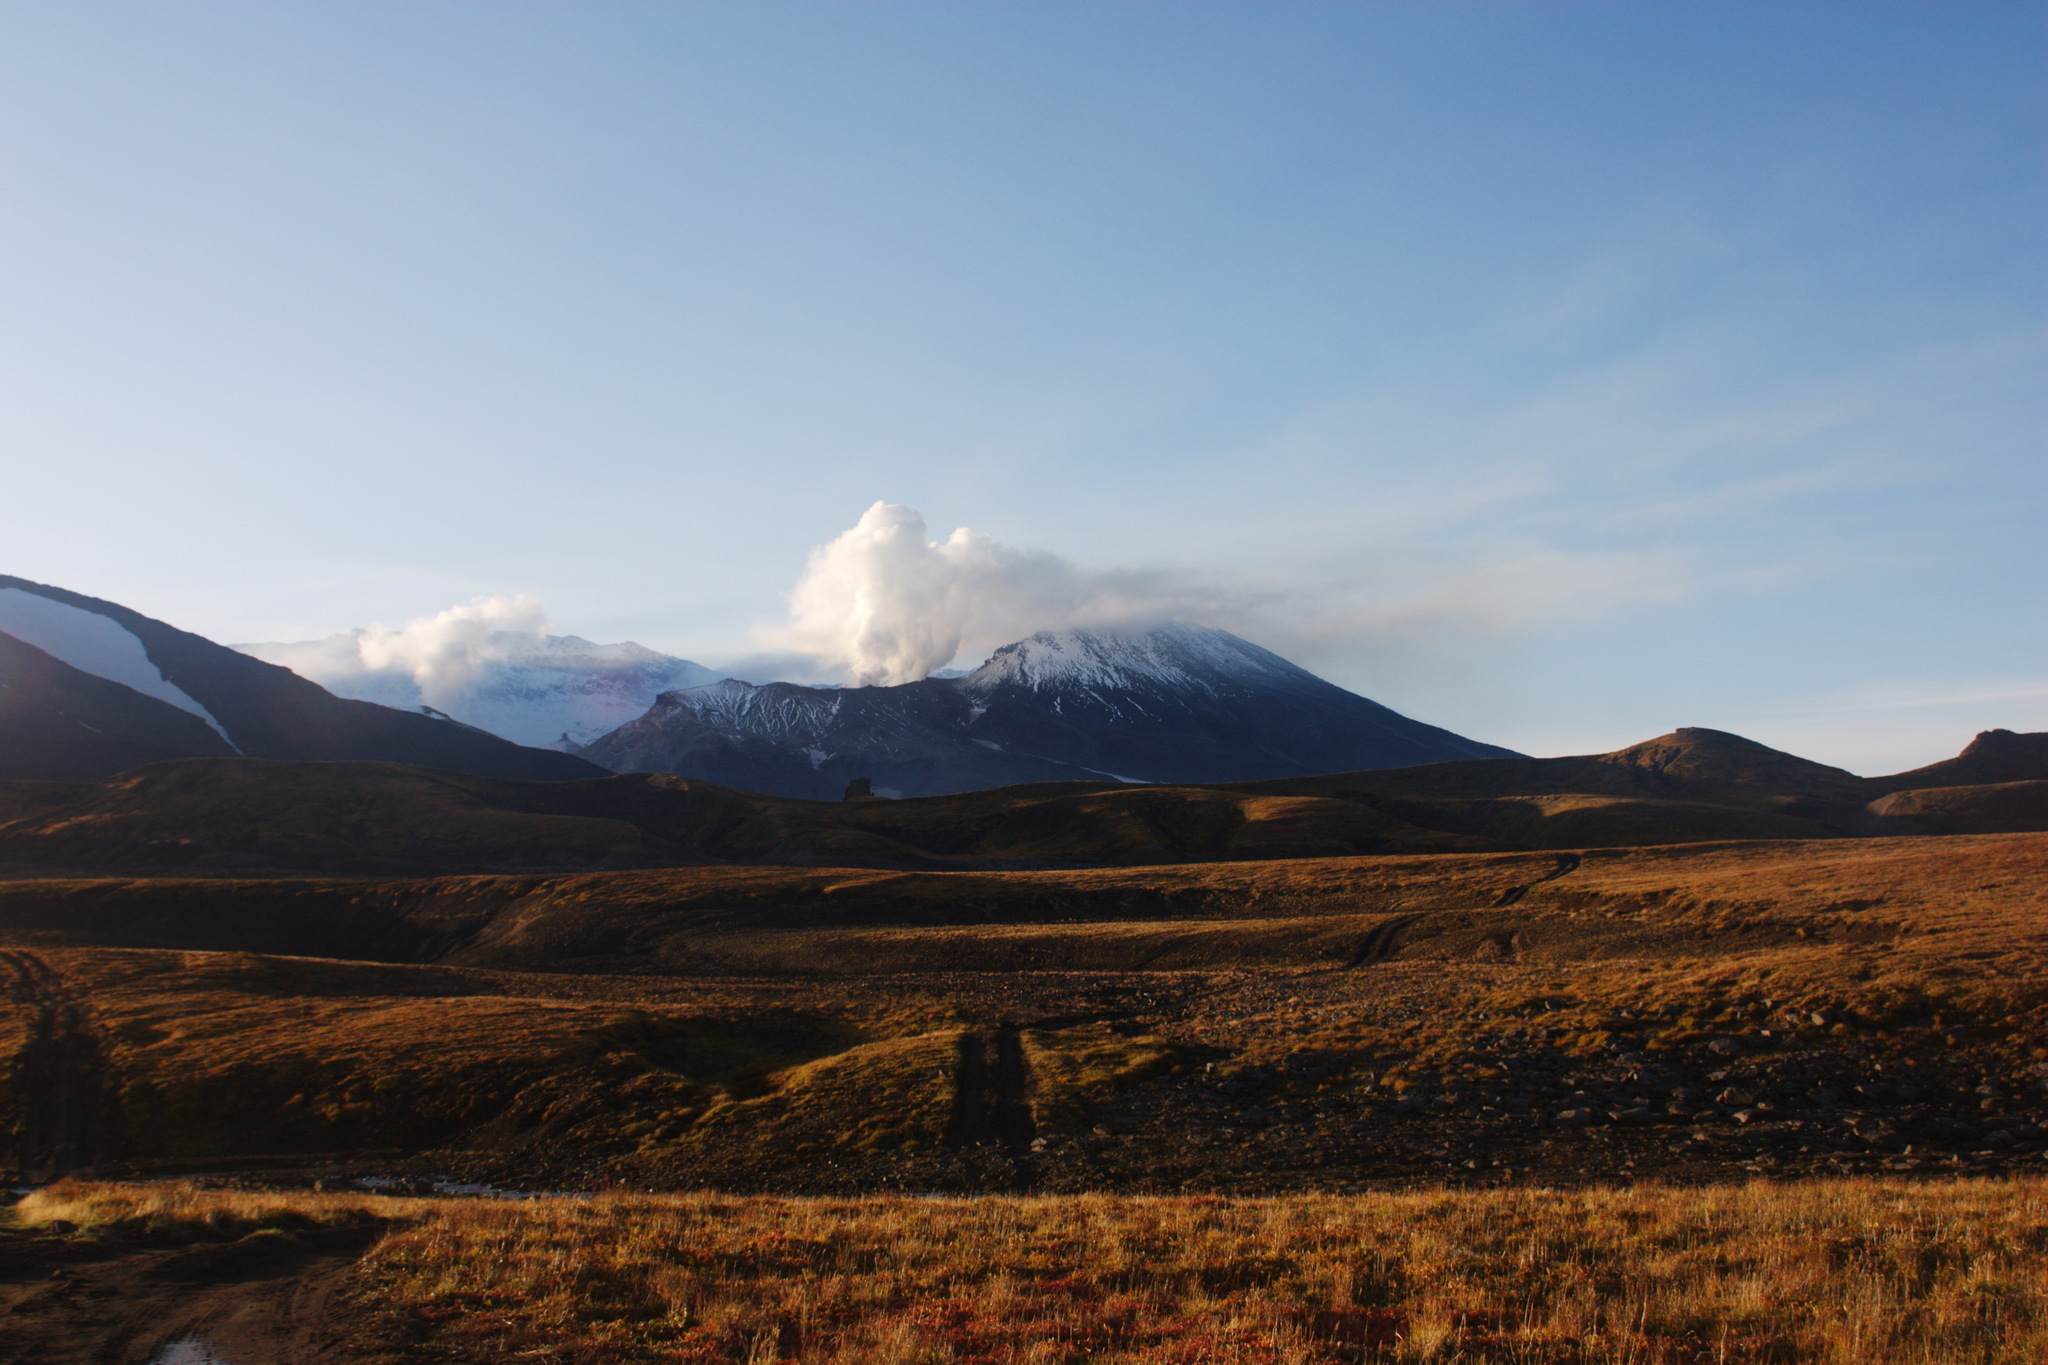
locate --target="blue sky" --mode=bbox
[2,2,2041,772]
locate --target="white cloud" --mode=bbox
[757,502,1691,687]
[244,595,550,710]
[757,502,1202,686]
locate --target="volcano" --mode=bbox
[577,622,1518,798]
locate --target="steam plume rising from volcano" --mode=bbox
[759,502,1682,689]
[763,502,1181,686]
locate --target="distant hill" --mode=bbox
[1864,727,2048,793]
[0,576,605,783]
[579,623,1520,797]
[2,727,2039,876]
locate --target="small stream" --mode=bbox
[350,1175,581,1199]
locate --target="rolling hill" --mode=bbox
[0,831,2040,1198]
[0,726,2039,876]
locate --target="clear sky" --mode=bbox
[3,2,2042,773]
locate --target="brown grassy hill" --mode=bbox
[1,833,2041,1193]
[1865,727,2048,792]
[1,832,2038,977]
[1,727,2040,876]
[0,761,772,875]
[1864,779,2048,835]
[1228,726,1870,812]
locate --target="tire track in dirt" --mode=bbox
[1346,914,1428,967]
[1489,852,1583,908]
[0,1229,387,1365]
[1,949,127,1181]
[1346,855,1584,966]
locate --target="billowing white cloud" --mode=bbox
[244,595,550,710]
[757,502,1236,686]
[758,501,1689,687]
[239,597,722,747]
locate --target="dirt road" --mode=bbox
[0,1227,396,1365]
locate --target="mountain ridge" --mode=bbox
[581,622,1520,798]
[0,575,605,783]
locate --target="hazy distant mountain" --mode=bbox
[238,631,720,748]
[578,622,1520,798]
[0,576,604,783]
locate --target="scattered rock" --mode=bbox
[1554,1108,1595,1127]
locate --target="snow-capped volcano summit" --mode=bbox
[578,622,1518,798]
[960,622,1306,697]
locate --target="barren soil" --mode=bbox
[0,1223,394,1365]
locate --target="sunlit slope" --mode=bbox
[1,832,2041,1191]
[0,831,2038,973]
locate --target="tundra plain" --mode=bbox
[1,737,2043,1361]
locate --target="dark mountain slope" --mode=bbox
[1243,728,1872,808]
[0,575,603,782]
[583,678,1097,800]
[1864,780,2048,836]
[1865,728,2048,794]
[0,631,236,780]
[581,623,1519,798]
[955,625,1518,783]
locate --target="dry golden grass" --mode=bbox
[16,1178,2043,1363]
[1026,1025,1180,1135]
[686,1030,962,1157]
[5,832,2040,978]
[13,1178,425,1239]
[4,835,2043,1191]
[7,946,875,1165]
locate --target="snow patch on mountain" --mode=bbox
[238,631,720,748]
[959,622,1308,696]
[579,620,1518,797]
[0,588,238,746]
[648,678,842,746]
